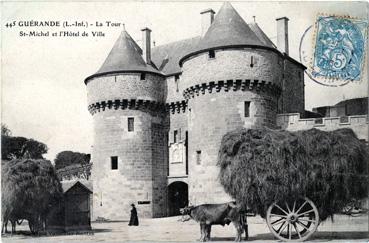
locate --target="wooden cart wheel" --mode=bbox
[266,197,319,241]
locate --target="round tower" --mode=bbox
[179,2,283,205]
[85,29,168,220]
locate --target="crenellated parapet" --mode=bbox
[166,100,188,114]
[183,78,281,100]
[88,99,166,115]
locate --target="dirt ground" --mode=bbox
[2,214,368,242]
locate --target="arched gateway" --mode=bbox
[168,182,188,216]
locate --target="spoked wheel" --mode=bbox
[266,197,319,241]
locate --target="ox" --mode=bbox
[180,202,248,242]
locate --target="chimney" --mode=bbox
[276,17,289,55]
[200,9,215,36]
[141,27,151,64]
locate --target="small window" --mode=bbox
[128,117,134,132]
[244,101,251,117]
[208,50,215,59]
[174,130,178,143]
[250,56,254,68]
[196,150,202,165]
[111,156,118,170]
[140,73,146,80]
[175,75,180,92]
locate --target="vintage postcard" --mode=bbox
[1,1,368,242]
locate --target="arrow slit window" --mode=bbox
[128,117,134,132]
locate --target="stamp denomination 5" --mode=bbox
[312,15,368,85]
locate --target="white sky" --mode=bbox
[2,1,368,161]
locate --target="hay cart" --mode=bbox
[264,197,319,241]
[218,128,368,242]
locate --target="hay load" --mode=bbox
[2,159,63,233]
[217,128,368,221]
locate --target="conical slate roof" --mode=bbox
[179,2,276,66]
[85,30,162,82]
[196,2,266,51]
[249,22,276,48]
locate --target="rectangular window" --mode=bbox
[244,101,251,117]
[196,150,201,165]
[111,156,118,170]
[208,50,215,59]
[174,130,178,143]
[128,117,134,132]
[140,73,146,80]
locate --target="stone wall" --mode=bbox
[181,48,283,87]
[181,48,280,205]
[87,73,166,104]
[166,73,189,179]
[168,110,188,177]
[166,75,186,103]
[87,47,312,220]
[279,59,305,114]
[187,90,278,205]
[88,72,168,220]
[151,123,169,218]
[277,113,368,140]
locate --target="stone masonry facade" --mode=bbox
[85,3,367,221]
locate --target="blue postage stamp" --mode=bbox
[312,15,368,85]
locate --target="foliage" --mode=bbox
[1,135,48,160]
[218,128,368,221]
[54,151,90,170]
[1,124,12,136]
[1,159,63,233]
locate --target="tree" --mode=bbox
[54,151,90,170]
[1,134,48,160]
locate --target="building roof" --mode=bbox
[334,97,368,107]
[179,2,280,66]
[249,22,276,48]
[197,2,265,50]
[85,2,305,79]
[61,180,92,194]
[151,37,201,76]
[85,31,163,83]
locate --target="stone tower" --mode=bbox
[179,2,283,205]
[85,2,306,219]
[85,29,168,220]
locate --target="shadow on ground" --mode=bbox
[92,228,111,233]
[312,231,369,240]
[2,228,102,238]
[212,234,275,241]
[212,231,368,241]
